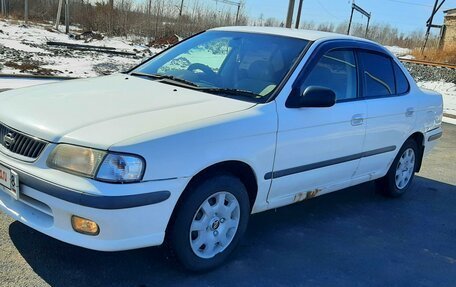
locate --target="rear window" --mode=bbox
[359,51,396,97]
[393,62,410,94]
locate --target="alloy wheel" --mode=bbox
[189,191,240,259]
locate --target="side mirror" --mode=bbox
[287,86,336,108]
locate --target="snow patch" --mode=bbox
[0,20,163,77]
[385,45,414,59]
[0,39,49,53]
[417,81,456,117]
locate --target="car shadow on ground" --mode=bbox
[8,176,456,287]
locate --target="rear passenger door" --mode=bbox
[354,51,415,181]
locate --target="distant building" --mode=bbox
[441,8,456,49]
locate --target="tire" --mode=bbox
[376,139,419,197]
[169,173,250,271]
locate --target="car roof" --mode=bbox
[210,26,369,42]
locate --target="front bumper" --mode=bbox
[0,150,189,251]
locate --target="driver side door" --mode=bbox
[267,48,367,207]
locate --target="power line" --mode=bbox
[315,0,343,20]
[384,0,433,8]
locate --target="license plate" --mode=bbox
[0,163,19,200]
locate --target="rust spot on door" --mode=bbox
[305,189,321,199]
[293,189,321,202]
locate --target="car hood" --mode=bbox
[0,74,256,149]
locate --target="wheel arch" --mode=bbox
[407,131,425,172]
[165,160,258,234]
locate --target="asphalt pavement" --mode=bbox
[0,123,455,287]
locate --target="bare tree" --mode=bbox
[0,0,433,49]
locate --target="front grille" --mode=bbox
[0,123,47,159]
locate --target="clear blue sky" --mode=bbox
[243,0,456,33]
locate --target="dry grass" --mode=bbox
[4,60,60,75]
[410,45,456,65]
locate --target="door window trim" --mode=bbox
[306,48,360,104]
[286,40,412,107]
[357,49,411,100]
[391,59,411,96]
[286,40,372,108]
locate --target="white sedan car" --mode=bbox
[0,27,443,271]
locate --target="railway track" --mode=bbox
[399,58,456,69]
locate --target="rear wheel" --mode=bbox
[377,139,418,197]
[169,174,250,271]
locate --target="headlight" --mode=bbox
[47,144,106,177]
[96,153,144,183]
[48,144,145,183]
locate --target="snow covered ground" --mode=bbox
[385,46,414,59]
[0,20,417,77]
[417,81,456,124]
[0,19,160,77]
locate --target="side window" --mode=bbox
[301,49,357,101]
[393,62,410,94]
[359,52,396,97]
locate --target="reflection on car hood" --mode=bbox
[0,74,256,149]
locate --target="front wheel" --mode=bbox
[376,139,418,197]
[169,174,250,271]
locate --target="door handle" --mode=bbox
[351,114,364,126]
[405,108,415,117]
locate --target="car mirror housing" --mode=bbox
[287,86,336,108]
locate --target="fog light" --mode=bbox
[71,215,100,236]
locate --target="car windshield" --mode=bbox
[132,31,309,102]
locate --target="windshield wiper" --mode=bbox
[199,88,260,99]
[130,72,260,99]
[129,72,199,87]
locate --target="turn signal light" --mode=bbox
[71,215,100,236]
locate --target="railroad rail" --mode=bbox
[399,58,456,69]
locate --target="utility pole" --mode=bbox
[365,16,370,37]
[235,3,240,25]
[347,2,370,36]
[286,0,295,28]
[179,0,184,16]
[24,0,28,24]
[109,0,114,34]
[1,0,6,17]
[154,0,160,39]
[422,0,446,53]
[295,0,304,29]
[64,0,69,34]
[176,0,184,37]
[347,6,354,34]
[55,0,63,29]
[212,0,241,25]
